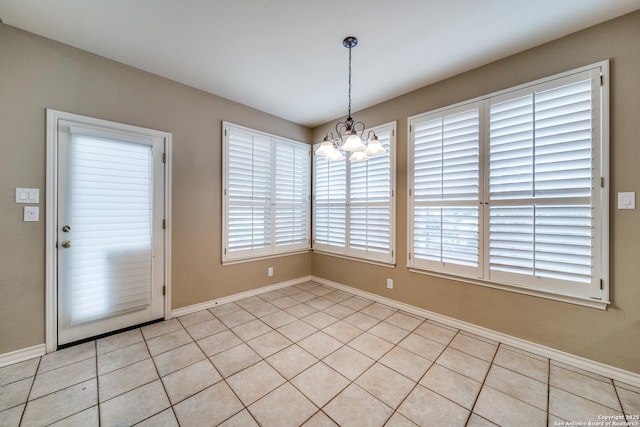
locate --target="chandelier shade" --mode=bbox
[316,36,386,162]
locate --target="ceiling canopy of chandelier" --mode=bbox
[315,36,386,162]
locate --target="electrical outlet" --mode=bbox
[387,278,393,289]
[268,267,274,277]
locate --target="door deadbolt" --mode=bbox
[61,240,71,248]
[61,225,71,232]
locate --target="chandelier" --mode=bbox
[315,36,386,162]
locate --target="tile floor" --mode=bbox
[1,281,639,426]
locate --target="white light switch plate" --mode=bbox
[16,188,39,204]
[618,192,636,209]
[24,206,39,222]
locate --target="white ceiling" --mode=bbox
[1,0,639,127]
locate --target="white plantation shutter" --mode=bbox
[313,122,396,264]
[275,140,310,249]
[409,105,480,276]
[349,127,394,261]
[408,63,607,304]
[226,128,272,258]
[313,155,347,252]
[223,123,310,262]
[488,72,598,295]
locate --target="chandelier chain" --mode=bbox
[347,42,352,119]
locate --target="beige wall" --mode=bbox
[1,10,639,374]
[0,24,312,354]
[312,11,640,373]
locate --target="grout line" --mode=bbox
[547,356,551,426]
[15,281,631,426]
[94,340,101,427]
[18,356,42,426]
[465,339,500,425]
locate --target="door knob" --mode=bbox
[62,225,71,232]
[61,240,71,248]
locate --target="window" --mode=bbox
[313,122,396,265]
[223,122,310,263]
[408,62,609,306]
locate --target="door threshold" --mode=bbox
[57,318,164,350]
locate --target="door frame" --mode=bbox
[45,109,172,353]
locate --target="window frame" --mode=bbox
[222,122,311,264]
[312,121,397,266]
[407,61,609,309]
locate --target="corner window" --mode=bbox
[223,122,310,263]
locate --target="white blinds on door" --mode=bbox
[66,132,153,324]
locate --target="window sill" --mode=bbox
[312,249,396,269]
[222,249,310,266]
[407,266,610,310]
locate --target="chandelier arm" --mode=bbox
[335,121,348,139]
[352,121,366,138]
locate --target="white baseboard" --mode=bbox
[0,344,46,368]
[311,276,640,388]
[9,272,624,387]
[171,275,313,318]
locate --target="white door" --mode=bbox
[56,118,166,345]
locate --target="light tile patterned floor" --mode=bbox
[1,281,639,426]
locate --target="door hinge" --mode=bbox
[409,189,412,197]
[162,153,166,163]
[600,74,604,86]
[601,177,605,188]
[600,279,604,290]
[408,253,412,260]
[391,250,394,257]
[163,285,166,296]
[162,219,166,229]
